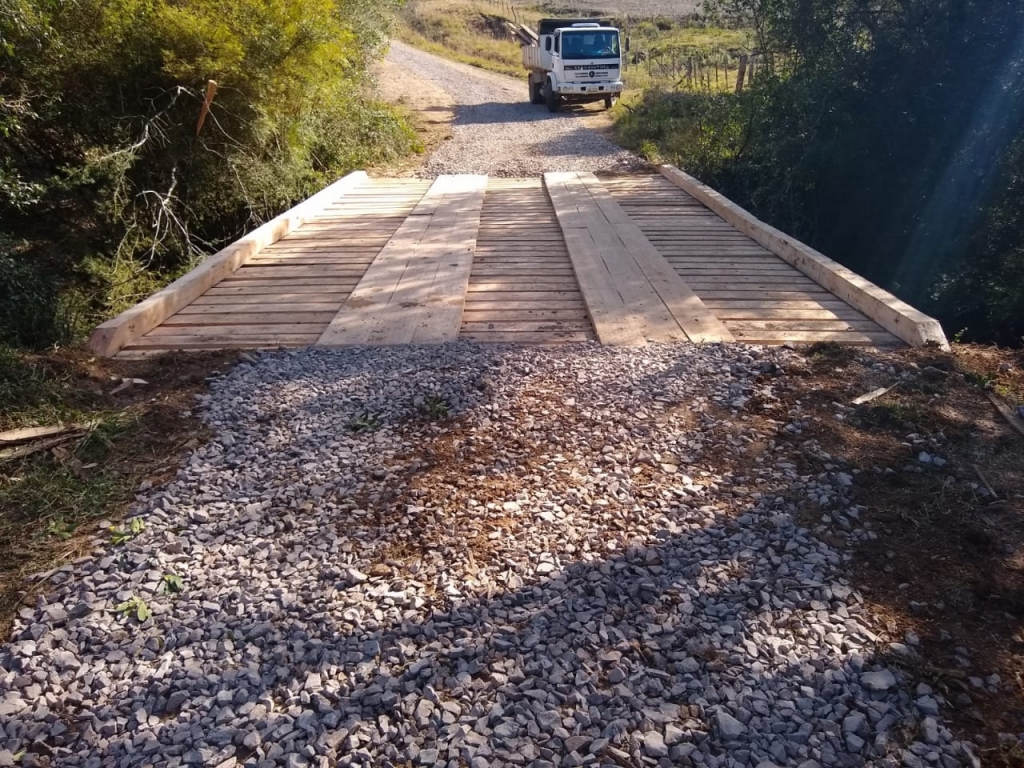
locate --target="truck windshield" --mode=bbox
[561,30,620,60]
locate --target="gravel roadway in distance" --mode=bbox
[386,41,645,177]
[0,343,979,768]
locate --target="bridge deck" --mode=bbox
[602,175,900,347]
[106,172,908,357]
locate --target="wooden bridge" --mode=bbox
[89,166,947,357]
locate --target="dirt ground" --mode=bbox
[784,344,1024,764]
[370,57,456,176]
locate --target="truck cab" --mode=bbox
[522,19,624,112]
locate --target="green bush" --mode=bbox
[618,0,1024,346]
[0,0,415,349]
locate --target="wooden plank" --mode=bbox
[149,323,326,336]
[462,309,589,321]
[180,301,342,313]
[125,334,317,349]
[544,173,646,347]
[162,312,337,326]
[87,170,369,356]
[407,175,489,344]
[462,321,591,332]
[661,165,942,348]
[460,331,592,344]
[318,175,488,347]
[712,307,865,321]
[464,290,583,301]
[727,319,883,332]
[201,287,350,298]
[577,173,733,344]
[730,329,900,345]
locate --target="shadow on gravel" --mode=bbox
[450,101,603,126]
[73,515,932,767]
[0,345,977,767]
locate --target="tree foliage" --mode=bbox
[619,0,1024,345]
[0,0,416,347]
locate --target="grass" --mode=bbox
[396,0,543,78]
[396,0,750,92]
[0,346,231,635]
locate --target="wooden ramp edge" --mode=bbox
[316,175,488,347]
[544,172,733,345]
[659,165,949,349]
[87,171,369,357]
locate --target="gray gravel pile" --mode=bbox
[386,41,643,177]
[0,344,978,768]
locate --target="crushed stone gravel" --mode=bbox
[0,343,980,767]
[386,41,644,177]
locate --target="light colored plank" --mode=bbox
[88,170,369,356]
[712,307,865,321]
[545,173,646,347]
[460,331,592,344]
[125,334,317,349]
[318,175,488,347]
[727,319,883,332]
[162,312,337,326]
[149,323,326,337]
[730,329,901,345]
[406,175,489,344]
[180,301,342,313]
[201,287,350,298]
[462,321,591,332]
[577,173,733,344]
[661,165,940,348]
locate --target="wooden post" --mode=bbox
[736,54,748,93]
[195,80,218,137]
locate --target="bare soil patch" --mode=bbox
[371,56,456,176]
[776,343,1024,764]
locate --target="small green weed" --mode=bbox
[110,517,145,545]
[419,395,450,420]
[44,517,75,541]
[347,411,382,433]
[162,573,184,593]
[114,595,152,623]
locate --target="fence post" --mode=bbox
[736,54,748,93]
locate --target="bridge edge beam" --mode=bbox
[659,164,949,350]
[86,170,369,357]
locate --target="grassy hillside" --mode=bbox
[398,0,748,91]
[397,0,544,77]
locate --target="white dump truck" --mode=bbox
[520,19,624,113]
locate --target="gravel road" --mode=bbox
[0,344,978,767]
[386,41,644,177]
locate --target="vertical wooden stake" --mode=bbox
[736,54,748,93]
[195,80,218,137]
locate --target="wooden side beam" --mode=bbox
[87,171,368,357]
[659,164,949,349]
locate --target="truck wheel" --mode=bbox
[529,77,544,105]
[604,95,618,110]
[545,82,561,113]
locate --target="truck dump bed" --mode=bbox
[537,18,612,35]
